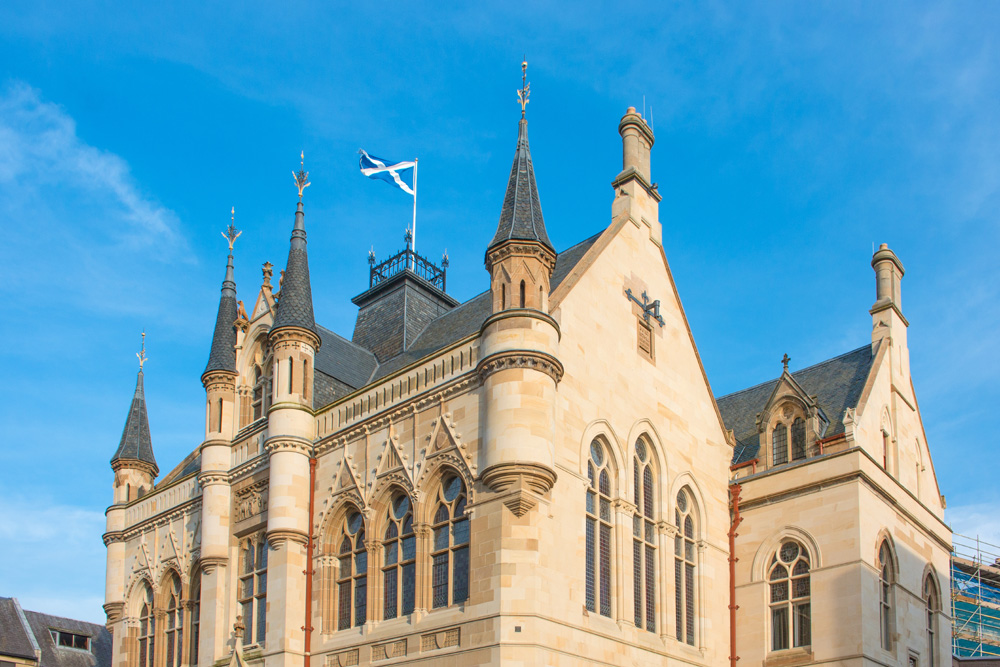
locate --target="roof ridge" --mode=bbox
[716,344,872,401]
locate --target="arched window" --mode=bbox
[519,280,526,308]
[239,533,268,645]
[138,584,154,667]
[585,439,613,617]
[382,492,416,619]
[633,439,656,632]
[252,365,264,420]
[431,473,470,608]
[879,541,895,650]
[501,283,506,310]
[164,574,183,667]
[189,576,201,666]
[773,424,788,466]
[791,418,806,461]
[336,510,367,630]
[768,540,811,650]
[675,488,696,645]
[924,574,939,667]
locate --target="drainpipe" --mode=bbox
[729,482,743,667]
[302,457,317,667]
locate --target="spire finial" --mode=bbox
[517,58,530,118]
[293,151,311,200]
[222,206,242,251]
[137,331,148,371]
[781,353,791,372]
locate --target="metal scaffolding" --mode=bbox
[952,532,1000,658]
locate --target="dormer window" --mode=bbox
[49,629,91,651]
[791,418,806,461]
[772,424,788,466]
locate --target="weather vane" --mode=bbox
[222,206,242,251]
[293,151,311,200]
[137,331,148,371]
[517,58,530,118]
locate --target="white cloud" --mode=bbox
[947,501,1000,550]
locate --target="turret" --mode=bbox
[478,62,562,516]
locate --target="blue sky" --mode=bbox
[1,2,997,623]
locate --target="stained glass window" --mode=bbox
[768,540,810,651]
[164,575,183,667]
[189,577,200,665]
[138,584,154,667]
[585,439,613,617]
[431,473,470,609]
[773,424,789,466]
[791,418,806,460]
[383,491,416,619]
[632,439,656,632]
[238,533,268,645]
[674,488,697,645]
[335,510,367,629]
[879,541,895,650]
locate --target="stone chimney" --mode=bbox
[618,106,654,183]
[870,243,909,375]
[611,106,662,245]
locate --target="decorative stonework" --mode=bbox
[268,325,320,350]
[421,626,460,652]
[326,649,359,667]
[264,437,313,456]
[266,528,309,546]
[480,462,557,516]
[372,639,407,661]
[235,480,269,521]
[201,370,237,391]
[476,350,564,384]
[197,471,229,488]
[485,240,556,274]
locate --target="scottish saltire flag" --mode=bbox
[359,150,416,195]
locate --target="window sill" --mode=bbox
[764,647,814,667]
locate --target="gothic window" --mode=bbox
[252,365,264,421]
[632,439,656,632]
[882,431,890,470]
[336,510,367,630]
[768,540,811,651]
[879,541,895,651]
[382,492,416,619]
[431,473,470,609]
[791,418,806,461]
[924,574,939,667]
[585,439,613,617]
[138,584,154,667]
[189,576,201,666]
[519,280,526,308]
[164,574,183,667]
[239,534,268,645]
[674,488,696,645]
[773,424,789,466]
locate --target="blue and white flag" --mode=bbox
[359,150,416,196]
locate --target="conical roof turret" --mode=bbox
[110,365,158,475]
[204,214,240,375]
[271,158,318,337]
[487,116,553,254]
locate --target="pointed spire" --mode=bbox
[204,209,240,375]
[488,61,553,254]
[271,153,318,336]
[111,334,158,474]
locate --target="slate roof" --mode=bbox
[23,608,112,667]
[488,117,553,253]
[204,252,238,374]
[0,597,37,661]
[718,343,877,465]
[271,202,317,336]
[110,370,158,474]
[315,325,378,389]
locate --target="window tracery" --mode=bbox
[137,584,154,667]
[768,540,811,651]
[164,574,183,667]
[674,488,696,645]
[879,541,895,651]
[632,439,656,632]
[383,492,416,619]
[585,439,613,617]
[431,473,470,609]
[189,577,201,666]
[924,574,939,667]
[772,424,788,466]
[336,510,367,630]
[239,533,268,645]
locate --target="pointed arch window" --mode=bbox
[633,439,656,632]
[165,575,183,667]
[189,576,201,666]
[252,365,264,420]
[383,492,416,619]
[768,540,811,650]
[138,584,154,667]
[879,541,895,651]
[431,473,470,608]
[791,418,806,461]
[585,439,613,617]
[239,533,268,645]
[675,488,697,645]
[773,424,789,466]
[336,510,367,629]
[519,280,526,308]
[924,574,939,667]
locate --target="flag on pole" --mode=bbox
[359,150,416,196]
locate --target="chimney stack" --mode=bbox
[618,107,654,183]
[872,243,905,313]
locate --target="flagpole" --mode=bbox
[412,158,418,259]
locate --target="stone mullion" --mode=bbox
[696,540,707,651]
[153,608,168,667]
[613,499,636,626]
[658,521,678,641]
[413,522,432,617]
[365,539,383,626]
[179,600,195,667]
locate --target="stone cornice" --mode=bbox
[103,531,125,546]
[268,325,321,350]
[201,369,238,391]
[197,471,230,487]
[122,498,201,540]
[111,459,158,478]
[263,437,313,456]
[485,240,556,274]
[197,555,228,573]
[480,308,560,340]
[267,528,309,546]
[476,350,564,384]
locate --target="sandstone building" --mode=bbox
[102,83,953,667]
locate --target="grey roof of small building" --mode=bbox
[110,370,158,474]
[718,344,877,465]
[0,597,37,661]
[488,117,553,253]
[24,607,112,667]
[271,202,317,336]
[204,253,239,374]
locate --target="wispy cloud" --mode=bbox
[947,499,1000,548]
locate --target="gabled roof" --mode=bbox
[204,252,239,375]
[0,597,37,661]
[488,118,553,253]
[23,608,112,667]
[718,344,877,465]
[110,370,158,474]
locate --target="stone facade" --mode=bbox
[103,104,951,667]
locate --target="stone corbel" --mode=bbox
[480,462,557,517]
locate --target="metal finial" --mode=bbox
[781,353,791,372]
[136,331,148,371]
[442,249,449,269]
[404,227,413,248]
[293,151,311,200]
[517,59,530,118]
[368,246,376,266]
[222,206,242,251]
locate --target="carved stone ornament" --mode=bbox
[485,240,556,274]
[476,350,564,384]
[234,480,269,522]
[264,437,313,456]
[480,462,557,517]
